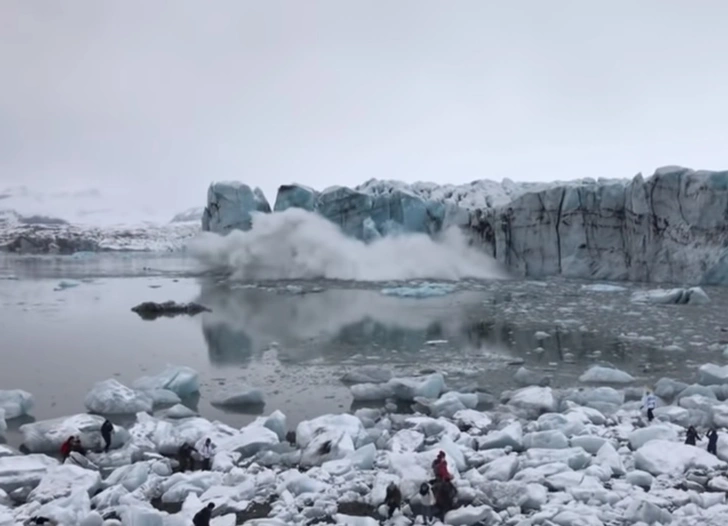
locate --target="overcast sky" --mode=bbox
[3,0,728,212]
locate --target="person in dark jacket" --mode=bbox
[685,426,701,446]
[71,436,86,455]
[101,419,114,452]
[384,482,402,518]
[707,428,719,455]
[193,503,214,526]
[178,443,197,472]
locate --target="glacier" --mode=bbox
[201,166,728,284]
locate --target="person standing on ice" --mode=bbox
[384,482,402,518]
[196,437,215,470]
[707,428,719,455]
[60,436,74,461]
[193,502,214,526]
[101,419,114,452]
[641,390,657,422]
[685,425,701,446]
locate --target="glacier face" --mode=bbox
[209,182,463,240]
[201,182,271,234]
[469,167,728,284]
[202,167,728,284]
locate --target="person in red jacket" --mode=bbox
[435,457,452,482]
[60,436,74,460]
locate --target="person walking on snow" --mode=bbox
[685,425,701,446]
[193,503,214,526]
[101,419,114,452]
[641,390,657,422]
[708,428,719,455]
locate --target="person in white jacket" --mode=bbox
[196,437,216,470]
[410,482,435,524]
[641,390,657,422]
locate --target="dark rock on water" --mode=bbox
[131,301,211,320]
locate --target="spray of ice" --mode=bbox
[189,208,506,281]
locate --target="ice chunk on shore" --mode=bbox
[478,422,523,451]
[698,363,728,386]
[350,382,394,401]
[578,365,635,384]
[84,379,153,414]
[0,454,59,493]
[380,282,456,298]
[0,389,34,419]
[251,410,287,442]
[21,414,130,453]
[159,404,198,419]
[628,424,678,450]
[132,365,200,397]
[212,386,265,407]
[514,366,551,387]
[217,425,279,458]
[28,464,102,503]
[0,410,5,439]
[444,505,497,525]
[453,409,492,431]
[631,287,710,305]
[296,414,367,449]
[388,373,445,402]
[523,430,569,450]
[635,439,726,475]
[507,386,557,416]
[418,391,478,419]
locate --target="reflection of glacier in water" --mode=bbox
[197,281,653,375]
[198,282,486,364]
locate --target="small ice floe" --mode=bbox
[130,301,211,320]
[631,286,710,305]
[53,280,81,291]
[380,282,456,298]
[212,386,266,408]
[581,283,628,293]
[578,365,635,385]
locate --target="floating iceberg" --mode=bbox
[84,379,154,415]
[132,365,200,397]
[0,389,34,419]
[211,386,265,407]
[380,282,456,298]
[631,287,711,305]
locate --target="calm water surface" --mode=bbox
[2,253,727,447]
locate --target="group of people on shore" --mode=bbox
[384,450,458,523]
[642,390,721,455]
[58,422,218,526]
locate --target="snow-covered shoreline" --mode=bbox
[4,363,728,525]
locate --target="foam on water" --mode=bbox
[189,208,506,281]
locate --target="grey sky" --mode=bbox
[2,0,728,212]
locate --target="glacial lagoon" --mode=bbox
[2,252,726,450]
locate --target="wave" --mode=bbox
[189,208,507,282]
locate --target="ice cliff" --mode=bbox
[469,167,728,284]
[202,167,728,285]
[203,182,467,240]
[201,182,271,234]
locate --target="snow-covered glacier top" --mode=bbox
[355,177,630,210]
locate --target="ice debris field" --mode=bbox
[5,362,728,525]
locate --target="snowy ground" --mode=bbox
[3,364,728,525]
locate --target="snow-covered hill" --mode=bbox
[0,186,201,254]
